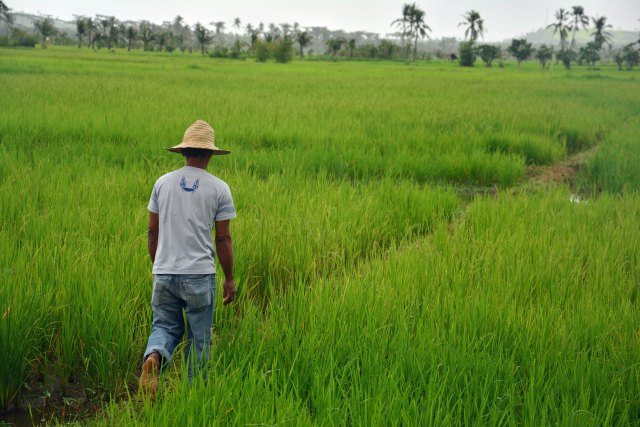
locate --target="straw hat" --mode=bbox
[166,120,231,155]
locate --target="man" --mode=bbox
[140,120,237,399]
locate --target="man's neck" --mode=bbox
[185,158,210,170]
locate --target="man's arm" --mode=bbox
[148,212,159,263]
[215,219,236,305]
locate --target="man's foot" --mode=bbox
[139,353,159,400]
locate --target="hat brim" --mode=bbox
[166,147,231,155]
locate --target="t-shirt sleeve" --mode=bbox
[215,184,236,221]
[148,182,159,213]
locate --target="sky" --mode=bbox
[12,0,640,41]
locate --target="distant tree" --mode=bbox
[347,38,356,58]
[254,40,271,62]
[107,17,118,49]
[280,23,291,40]
[621,44,639,69]
[172,15,190,51]
[273,38,293,62]
[458,41,476,66]
[157,30,172,51]
[578,42,600,67]
[508,38,533,66]
[556,49,576,69]
[86,17,96,48]
[535,44,554,69]
[245,23,260,50]
[124,24,137,51]
[265,23,281,42]
[326,37,344,57]
[569,6,589,51]
[74,16,87,48]
[407,4,431,61]
[0,1,13,34]
[378,39,399,59]
[295,29,312,58]
[591,16,612,50]
[547,8,570,51]
[211,21,225,40]
[34,17,56,48]
[193,22,212,55]
[139,20,155,51]
[477,44,500,67]
[459,10,484,42]
[391,4,412,57]
[233,17,241,33]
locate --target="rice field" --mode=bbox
[1,47,639,425]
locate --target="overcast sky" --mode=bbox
[13,0,640,41]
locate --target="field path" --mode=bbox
[526,145,599,186]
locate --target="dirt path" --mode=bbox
[526,145,599,186]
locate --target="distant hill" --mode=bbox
[513,27,638,47]
[11,12,76,35]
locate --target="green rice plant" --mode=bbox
[1,47,639,422]
[584,116,640,193]
[97,189,640,425]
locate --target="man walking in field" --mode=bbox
[140,120,237,399]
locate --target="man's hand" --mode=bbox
[223,278,237,305]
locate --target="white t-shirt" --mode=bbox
[148,166,236,274]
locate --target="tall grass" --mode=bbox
[99,190,640,425]
[1,47,639,422]
[584,116,640,193]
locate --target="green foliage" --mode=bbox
[273,38,293,63]
[458,41,476,67]
[557,49,576,69]
[33,17,56,48]
[586,117,640,192]
[193,22,212,55]
[620,44,639,70]
[508,39,533,66]
[254,40,271,62]
[534,44,554,69]
[2,48,640,422]
[5,28,37,47]
[578,42,600,68]
[476,44,500,67]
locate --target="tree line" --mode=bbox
[1,1,638,68]
[390,3,639,70]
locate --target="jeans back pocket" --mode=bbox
[183,274,213,312]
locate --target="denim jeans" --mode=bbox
[144,273,215,378]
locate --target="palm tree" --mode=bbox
[34,17,56,48]
[408,4,431,60]
[569,6,589,50]
[193,22,212,55]
[295,29,312,58]
[74,16,87,48]
[85,17,96,48]
[280,23,291,40]
[107,16,118,49]
[547,8,570,51]
[124,24,137,51]
[326,37,344,57]
[591,16,612,50]
[245,23,259,50]
[233,17,241,34]
[211,21,225,40]
[139,20,155,51]
[391,4,412,55]
[1,1,14,35]
[459,10,484,42]
[347,38,356,57]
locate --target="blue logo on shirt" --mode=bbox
[180,177,200,193]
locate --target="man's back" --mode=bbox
[148,165,236,274]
